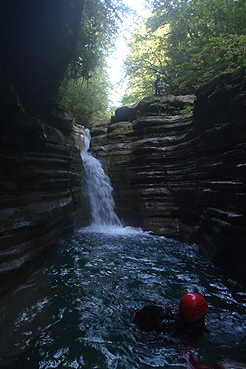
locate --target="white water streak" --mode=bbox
[81,130,122,227]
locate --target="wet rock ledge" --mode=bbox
[0,104,87,297]
[90,70,246,285]
[0,0,86,298]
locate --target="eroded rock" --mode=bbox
[90,76,246,285]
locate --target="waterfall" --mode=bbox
[80,129,122,227]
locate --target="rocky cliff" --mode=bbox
[0,0,84,113]
[0,108,87,297]
[0,0,86,297]
[90,70,246,285]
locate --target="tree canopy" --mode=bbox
[122,0,246,104]
[58,0,246,119]
[58,0,129,127]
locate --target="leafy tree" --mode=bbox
[123,0,246,103]
[122,21,169,104]
[58,0,129,126]
[59,63,112,127]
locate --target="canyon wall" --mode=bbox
[0,0,87,297]
[90,70,246,285]
[0,0,245,295]
[0,108,87,297]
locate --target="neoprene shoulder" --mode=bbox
[133,304,176,334]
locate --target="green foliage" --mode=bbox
[123,0,246,103]
[58,64,112,128]
[150,102,169,114]
[122,21,169,105]
[58,0,129,126]
[180,103,194,117]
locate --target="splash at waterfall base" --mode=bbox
[89,71,246,286]
[80,129,122,228]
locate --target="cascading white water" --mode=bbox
[80,129,122,227]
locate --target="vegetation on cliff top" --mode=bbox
[58,0,246,124]
[58,0,130,128]
[123,0,246,104]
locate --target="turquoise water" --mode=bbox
[0,225,246,368]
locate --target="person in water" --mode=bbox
[133,292,246,369]
[152,72,165,96]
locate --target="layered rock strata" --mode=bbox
[0,0,86,297]
[90,71,246,285]
[0,105,87,297]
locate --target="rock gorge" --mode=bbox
[0,0,87,297]
[0,0,245,298]
[90,70,246,286]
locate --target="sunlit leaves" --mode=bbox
[59,63,112,128]
[59,0,129,126]
[123,0,246,102]
[122,21,169,104]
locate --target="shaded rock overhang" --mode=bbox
[0,0,84,113]
[0,0,86,298]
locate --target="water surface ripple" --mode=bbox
[0,226,246,368]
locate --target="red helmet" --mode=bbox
[179,293,208,323]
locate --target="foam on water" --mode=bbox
[79,224,147,236]
[80,129,122,227]
[0,229,246,368]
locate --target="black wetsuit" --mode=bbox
[133,304,176,335]
[133,304,207,341]
[153,78,165,95]
[133,304,223,369]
